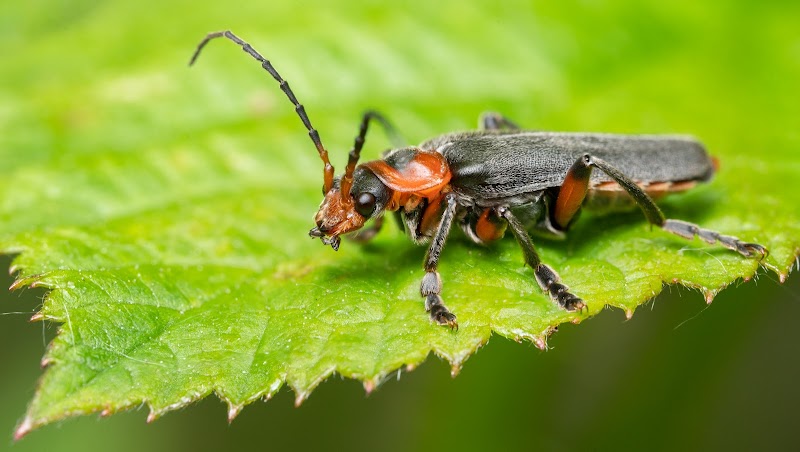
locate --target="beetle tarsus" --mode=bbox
[426,295,458,330]
[420,271,442,296]
[422,273,458,329]
[557,288,586,312]
[535,264,585,312]
[662,219,767,259]
[434,310,458,331]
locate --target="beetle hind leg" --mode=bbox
[555,154,768,259]
[498,207,586,312]
[586,155,768,258]
[479,112,521,131]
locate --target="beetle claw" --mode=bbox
[566,297,587,313]
[433,310,458,331]
[739,242,768,259]
[427,298,458,330]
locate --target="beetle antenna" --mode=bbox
[341,111,394,195]
[190,30,335,193]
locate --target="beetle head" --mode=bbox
[309,167,391,250]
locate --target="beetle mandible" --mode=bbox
[190,31,768,330]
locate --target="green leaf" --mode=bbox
[2,0,798,437]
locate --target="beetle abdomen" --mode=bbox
[584,179,699,212]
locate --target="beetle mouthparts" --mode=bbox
[324,236,341,251]
[308,227,341,251]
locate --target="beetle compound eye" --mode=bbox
[355,192,376,217]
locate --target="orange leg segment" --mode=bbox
[419,195,445,237]
[475,208,507,242]
[553,156,593,229]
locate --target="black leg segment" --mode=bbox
[420,194,459,329]
[586,155,666,226]
[498,207,586,311]
[479,112,521,131]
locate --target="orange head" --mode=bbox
[308,167,393,250]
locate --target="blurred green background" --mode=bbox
[1,0,798,450]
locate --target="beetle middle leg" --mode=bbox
[420,193,459,329]
[498,207,586,311]
[554,154,768,258]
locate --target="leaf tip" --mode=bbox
[8,264,18,276]
[40,357,52,369]
[100,407,112,417]
[450,363,462,377]
[29,312,44,322]
[227,405,242,423]
[363,379,377,395]
[294,393,308,408]
[263,376,284,402]
[13,417,33,441]
[405,363,417,372]
[8,278,29,291]
[625,309,634,320]
[779,272,788,284]
[533,335,547,351]
[146,411,158,424]
[704,290,716,304]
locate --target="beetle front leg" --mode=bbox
[420,193,459,329]
[498,207,586,311]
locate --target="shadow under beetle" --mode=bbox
[190,31,767,330]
